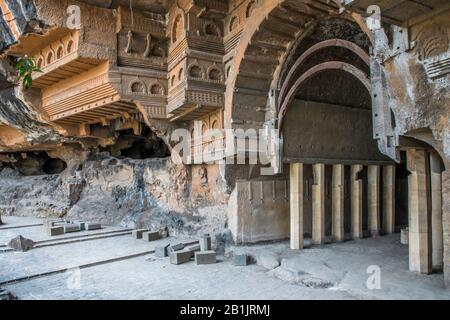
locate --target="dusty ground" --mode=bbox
[0,216,449,300]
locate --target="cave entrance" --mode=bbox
[0,151,67,176]
[100,125,170,160]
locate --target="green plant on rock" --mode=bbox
[15,55,42,89]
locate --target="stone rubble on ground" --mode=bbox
[47,226,64,236]
[155,244,170,257]
[8,235,35,252]
[195,250,216,265]
[142,231,160,242]
[132,228,148,239]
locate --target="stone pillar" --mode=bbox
[442,170,450,288]
[383,165,395,234]
[290,163,304,250]
[312,163,325,245]
[332,164,344,242]
[407,149,431,274]
[368,165,380,237]
[351,165,363,239]
[430,152,443,271]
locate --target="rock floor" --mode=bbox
[0,216,449,300]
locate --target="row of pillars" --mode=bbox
[407,149,443,274]
[289,149,443,274]
[289,163,394,249]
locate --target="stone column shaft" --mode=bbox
[430,152,443,271]
[407,149,431,274]
[290,163,304,250]
[332,164,344,242]
[368,165,380,237]
[383,165,395,234]
[312,163,325,245]
[351,165,363,239]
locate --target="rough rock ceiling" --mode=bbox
[78,0,174,14]
[344,0,449,26]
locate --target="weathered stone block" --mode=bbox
[401,227,409,244]
[132,228,147,239]
[64,224,81,233]
[85,223,101,231]
[155,244,170,257]
[170,250,192,265]
[199,234,212,251]
[195,250,216,265]
[45,219,63,228]
[167,243,185,254]
[185,244,200,253]
[75,221,86,231]
[233,254,248,266]
[47,226,64,236]
[143,231,160,242]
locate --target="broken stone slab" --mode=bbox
[199,234,212,251]
[47,226,64,236]
[257,254,280,270]
[132,228,148,239]
[64,224,81,233]
[195,250,216,265]
[85,223,101,231]
[185,243,200,253]
[233,254,249,266]
[142,231,160,242]
[170,250,192,265]
[155,244,170,257]
[167,243,185,255]
[8,235,35,252]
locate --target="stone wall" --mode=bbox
[0,152,229,238]
[227,179,290,243]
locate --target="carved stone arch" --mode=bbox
[168,6,186,44]
[272,16,372,113]
[412,24,450,61]
[201,120,209,134]
[36,55,45,68]
[204,22,221,37]
[277,61,371,129]
[129,78,147,94]
[56,44,64,59]
[46,49,55,64]
[66,39,75,54]
[225,0,375,130]
[210,113,221,129]
[188,61,205,79]
[278,38,370,108]
[207,64,223,81]
[149,80,165,95]
[229,15,239,33]
[246,0,257,18]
